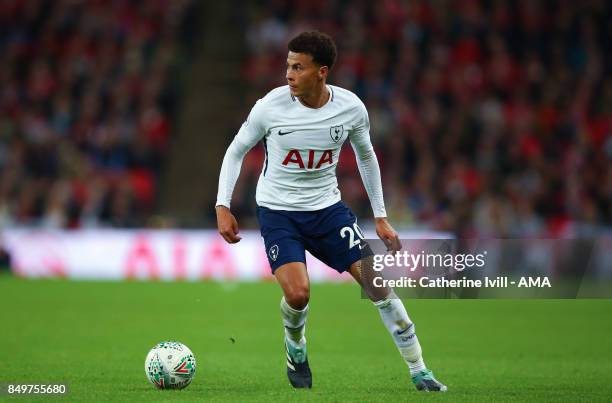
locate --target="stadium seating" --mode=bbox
[0,0,196,228]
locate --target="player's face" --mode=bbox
[286,51,327,98]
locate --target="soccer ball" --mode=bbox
[145,341,196,389]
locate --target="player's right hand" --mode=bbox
[216,206,242,243]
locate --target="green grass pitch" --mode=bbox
[1,275,611,402]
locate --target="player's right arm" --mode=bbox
[216,100,267,243]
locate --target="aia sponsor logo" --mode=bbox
[282,149,333,169]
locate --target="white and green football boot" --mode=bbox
[285,337,312,388]
[411,369,447,392]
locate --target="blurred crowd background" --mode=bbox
[0,0,610,238]
[0,0,196,228]
[236,0,611,237]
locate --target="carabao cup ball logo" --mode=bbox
[269,244,279,261]
[145,341,196,390]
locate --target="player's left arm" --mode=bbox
[349,104,402,252]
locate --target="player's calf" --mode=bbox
[350,259,447,392]
[373,296,448,392]
[275,263,312,388]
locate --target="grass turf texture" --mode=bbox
[1,276,611,402]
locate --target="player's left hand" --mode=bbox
[375,217,402,253]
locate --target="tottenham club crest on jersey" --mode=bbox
[330,125,344,143]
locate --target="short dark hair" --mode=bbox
[288,31,337,70]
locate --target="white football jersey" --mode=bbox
[217,84,386,217]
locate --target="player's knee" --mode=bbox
[285,286,310,310]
